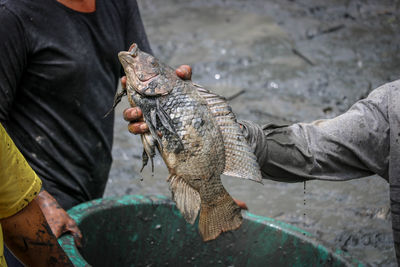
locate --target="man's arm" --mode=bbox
[36,190,82,247]
[2,198,73,266]
[241,85,390,182]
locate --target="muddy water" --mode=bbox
[105,0,400,265]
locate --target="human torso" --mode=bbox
[0,0,149,209]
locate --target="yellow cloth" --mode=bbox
[0,124,42,266]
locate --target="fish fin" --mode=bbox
[144,107,163,151]
[140,149,148,172]
[168,175,201,224]
[156,99,175,134]
[198,190,243,241]
[156,100,184,151]
[195,85,262,183]
[140,134,156,173]
[103,88,127,118]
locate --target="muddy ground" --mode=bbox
[105,0,400,265]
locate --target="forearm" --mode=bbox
[241,103,389,182]
[241,120,316,182]
[2,198,73,266]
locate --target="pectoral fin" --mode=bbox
[103,88,127,118]
[168,175,201,224]
[140,133,156,173]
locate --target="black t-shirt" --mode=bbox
[0,0,151,209]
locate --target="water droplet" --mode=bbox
[303,181,306,235]
[269,81,279,89]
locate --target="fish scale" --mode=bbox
[116,43,262,241]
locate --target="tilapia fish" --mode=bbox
[116,43,262,241]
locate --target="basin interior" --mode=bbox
[75,201,349,267]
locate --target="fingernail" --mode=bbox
[140,124,148,131]
[130,109,137,118]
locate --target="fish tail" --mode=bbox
[198,191,243,241]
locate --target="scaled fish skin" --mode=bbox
[117,44,262,241]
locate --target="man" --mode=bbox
[0,123,73,266]
[0,1,191,264]
[0,0,152,265]
[125,67,399,263]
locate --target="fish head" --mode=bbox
[119,43,177,96]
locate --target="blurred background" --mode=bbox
[105,0,400,265]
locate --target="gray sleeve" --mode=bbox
[241,85,390,182]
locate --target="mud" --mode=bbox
[105,0,400,265]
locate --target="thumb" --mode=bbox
[176,65,192,80]
[66,222,83,248]
[233,198,248,210]
[121,76,127,89]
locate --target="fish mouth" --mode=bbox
[118,52,133,69]
[118,52,159,83]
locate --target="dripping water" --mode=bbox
[303,181,306,235]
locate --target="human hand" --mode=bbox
[233,198,248,210]
[122,65,192,135]
[174,64,192,81]
[37,190,83,247]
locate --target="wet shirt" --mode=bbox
[241,80,400,262]
[0,123,42,266]
[0,0,151,209]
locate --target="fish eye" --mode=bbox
[151,59,159,67]
[129,49,138,57]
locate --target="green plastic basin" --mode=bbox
[58,195,363,267]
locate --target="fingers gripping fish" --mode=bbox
[116,44,262,241]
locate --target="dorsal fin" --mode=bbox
[194,83,262,183]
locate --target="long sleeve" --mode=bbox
[0,5,28,121]
[241,85,390,183]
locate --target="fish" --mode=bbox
[116,43,262,241]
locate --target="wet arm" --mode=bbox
[241,87,390,182]
[1,198,73,266]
